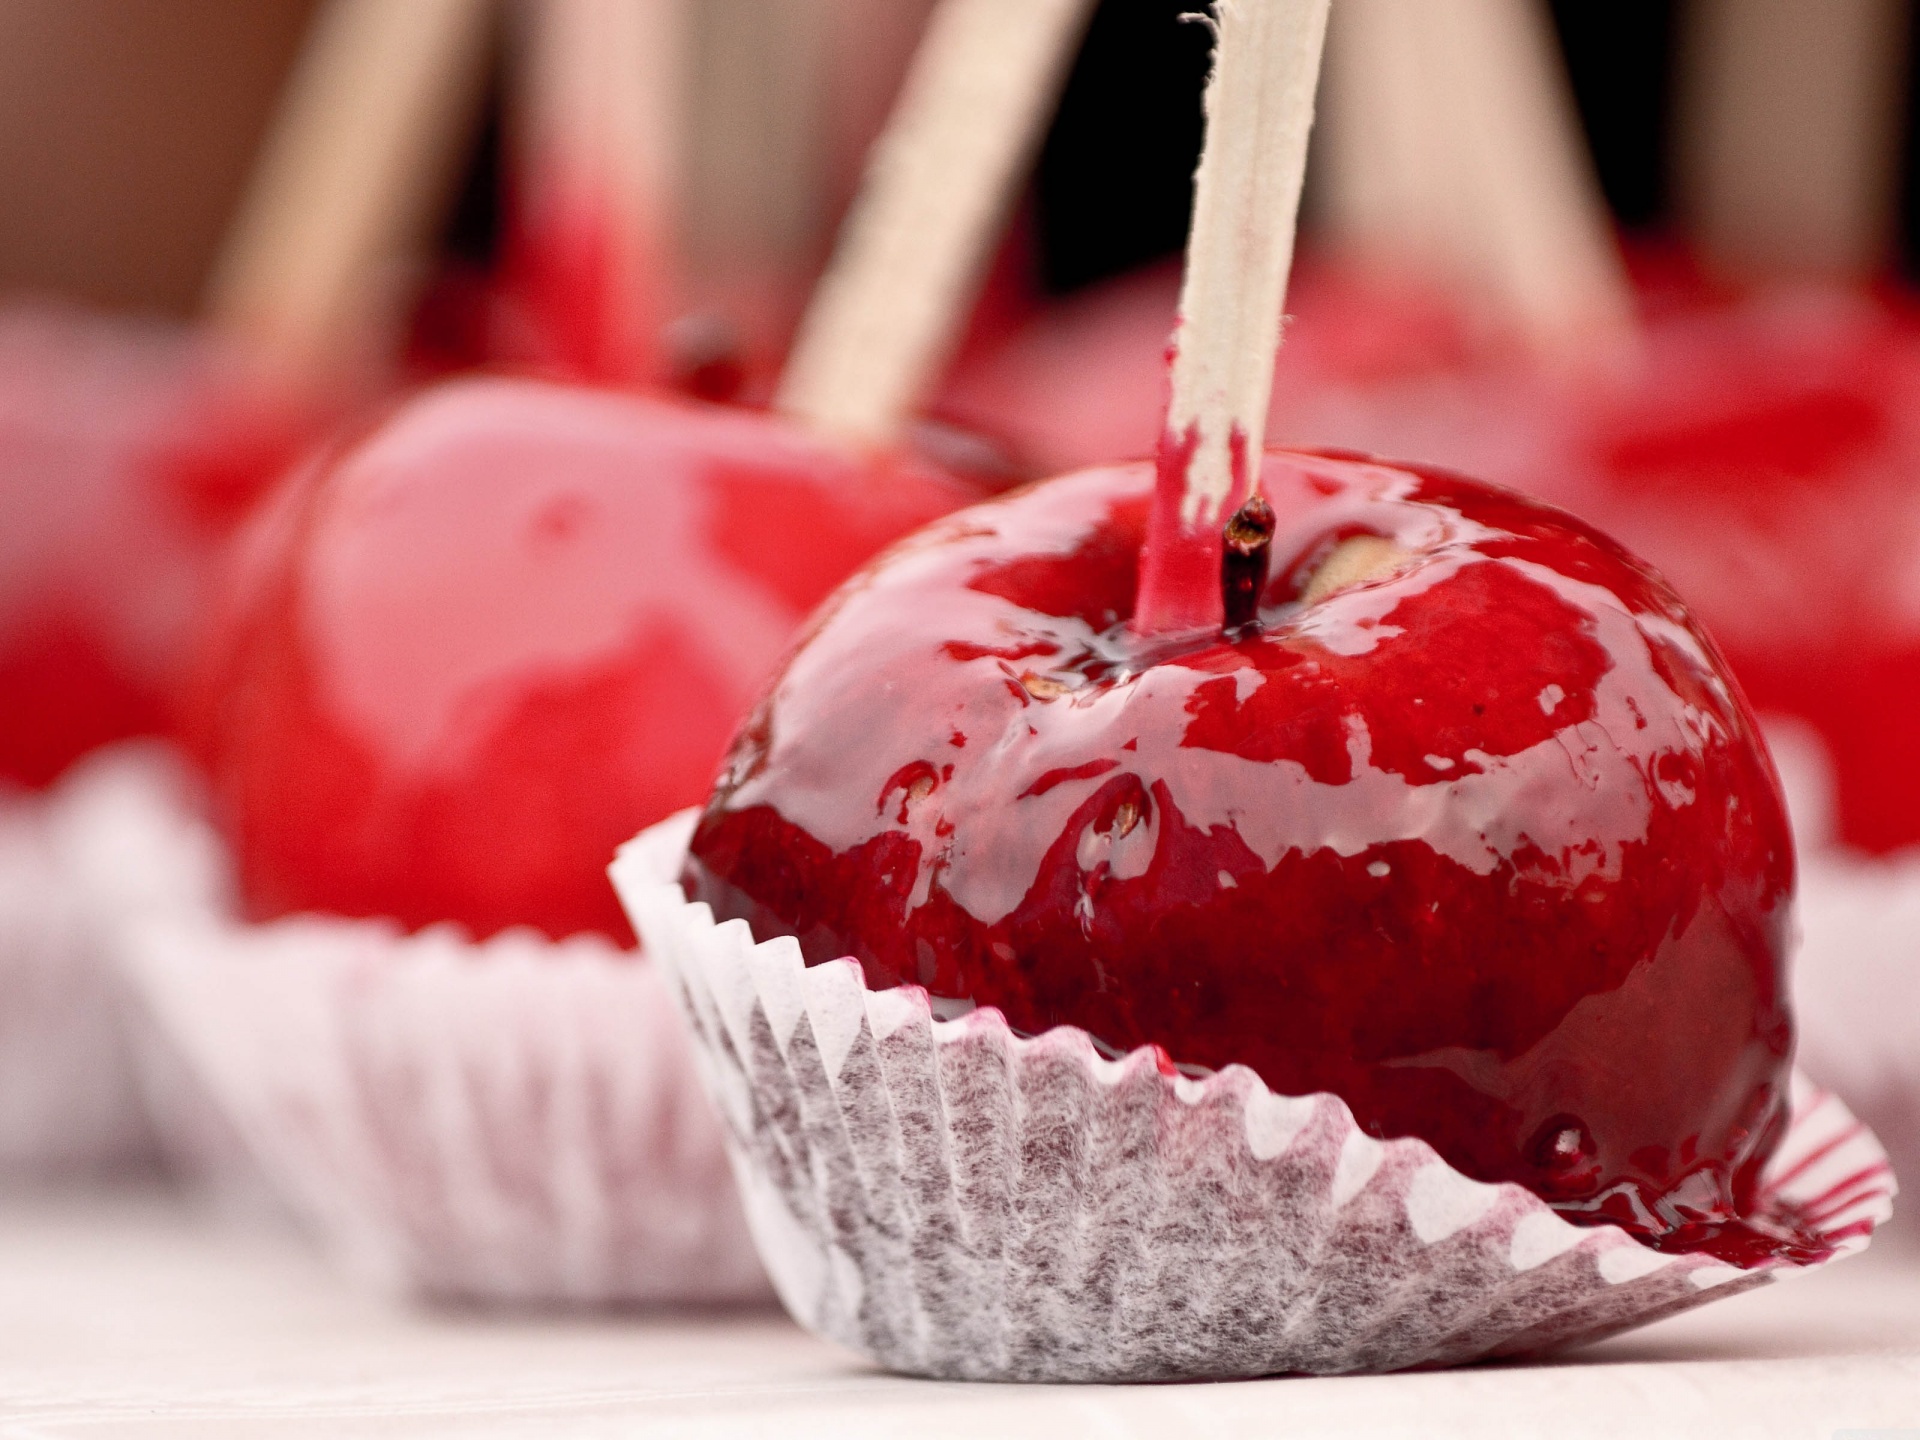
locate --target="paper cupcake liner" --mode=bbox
[614,811,1897,1382]
[1793,849,1920,1200]
[116,794,773,1307]
[1763,718,1920,1211]
[0,743,220,1176]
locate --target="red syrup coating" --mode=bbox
[683,449,1819,1263]
[0,304,316,788]
[199,375,980,945]
[1539,292,1920,856]
[1261,284,1920,854]
[489,153,669,390]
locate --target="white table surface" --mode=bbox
[1,1183,1915,1440]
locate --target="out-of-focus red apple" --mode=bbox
[0,303,314,789]
[199,376,979,943]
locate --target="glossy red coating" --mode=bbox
[491,147,667,389]
[1252,286,1920,855]
[200,376,978,944]
[685,450,1809,1260]
[1532,293,1920,856]
[0,305,314,788]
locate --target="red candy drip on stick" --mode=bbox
[1134,0,1331,636]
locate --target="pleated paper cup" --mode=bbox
[1793,849,1920,1208]
[1766,719,1920,1223]
[614,811,1897,1382]
[0,743,220,1176]
[116,790,773,1307]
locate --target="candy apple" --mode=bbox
[684,447,1811,1260]
[199,375,978,944]
[1267,282,1920,856]
[0,305,314,789]
[1525,290,1920,856]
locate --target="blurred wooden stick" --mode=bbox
[1320,0,1632,352]
[509,0,685,381]
[776,0,1097,446]
[203,0,495,387]
[1676,0,1910,279]
[1319,0,1456,278]
[681,0,831,305]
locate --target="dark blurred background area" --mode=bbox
[1033,0,1915,292]
[0,0,1913,314]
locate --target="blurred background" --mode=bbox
[5,0,1919,1191]
[0,0,1910,322]
[0,0,1913,1345]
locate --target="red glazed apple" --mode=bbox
[1526,290,1920,857]
[1264,283,1920,855]
[684,448,1807,1260]
[198,375,977,944]
[0,304,315,788]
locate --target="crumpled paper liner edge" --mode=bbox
[0,743,207,1176]
[115,800,773,1308]
[613,809,1895,1380]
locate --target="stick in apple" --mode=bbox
[1317,0,1458,288]
[1319,0,1631,355]
[203,0,495,389]
[1134,0,1332,637]
[1676,0,1909,278]
[680,0,831,337]
[776,0,1100,448]
[509,0,686,384]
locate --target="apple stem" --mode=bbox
[1220,494,1276,631]
[1134,0,1332,637]
[775,0,1098,449]
[507,0,687,386]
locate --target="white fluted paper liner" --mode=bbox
[1795,851,1920,1202]
[0,743,222,1176]
[614,810,1897,1381]
[1763,718,1920,1214]
[116,795,773,1307]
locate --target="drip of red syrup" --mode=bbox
[497,156,665,388]
[1134,419,1258,636]
[683,449,1828,1266]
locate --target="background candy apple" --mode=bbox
[199,376,976,944]
[0,305,313,789]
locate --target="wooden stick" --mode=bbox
[202,0,495,388]
[1676,0,1910,278]
[680,0,831,313]
[774,0,1099,448]
[1437,0,1632,349]
[1318,0,1632,354]
[1317,0,1458,282]
[509,0,685,382]
[1135,0,1332,637]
